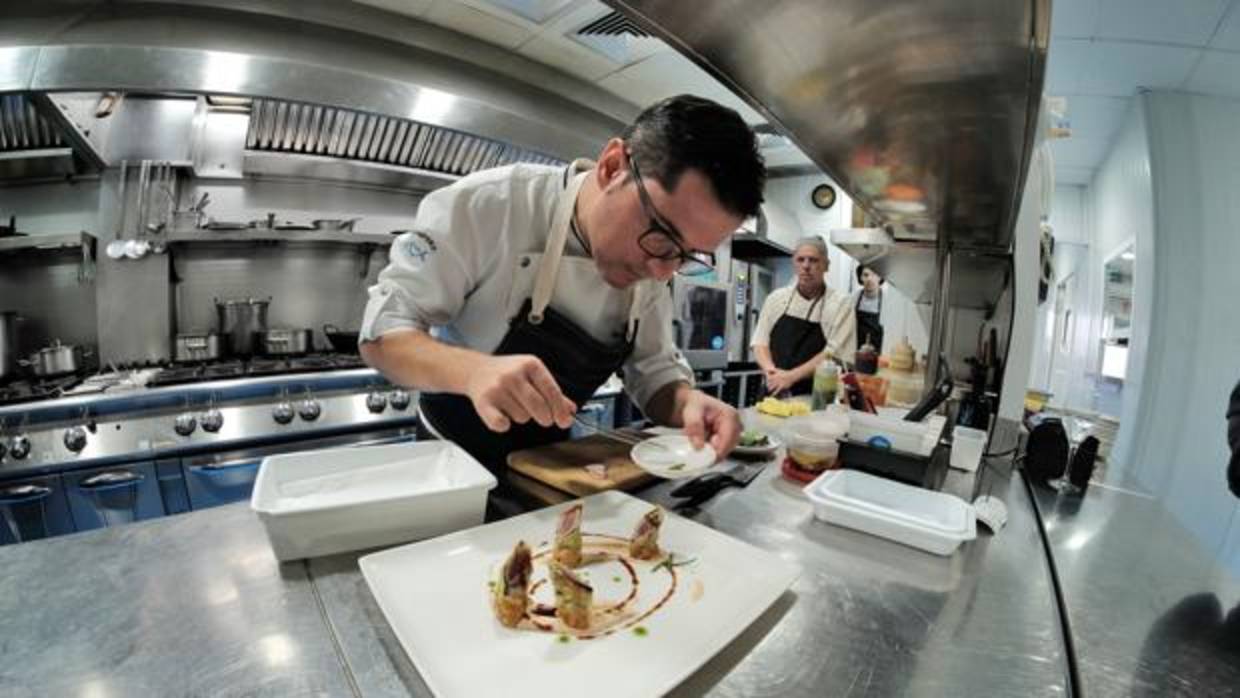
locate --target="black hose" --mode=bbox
[1021,468,1083,698]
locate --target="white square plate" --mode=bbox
[359,490,798,698]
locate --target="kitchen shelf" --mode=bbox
[0,231,96,254]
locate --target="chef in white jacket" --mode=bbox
[359,95,766,476]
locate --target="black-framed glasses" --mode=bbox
[627,152,716,276]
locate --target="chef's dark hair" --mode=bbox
[622,95,765,219]
[856,263,883,284]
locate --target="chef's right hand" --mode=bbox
[465,355,577,432]
[764,369,798,395]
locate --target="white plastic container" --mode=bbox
[804,469,976,556]
[950,426,988,472]
[251,441,497,561]
[846,410,937,456]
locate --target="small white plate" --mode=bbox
[630,435,717,479]
[731,433,783,458]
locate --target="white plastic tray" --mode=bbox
[804,469,976,556]
[251,441,496,560]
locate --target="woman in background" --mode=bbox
[852,263,885,355]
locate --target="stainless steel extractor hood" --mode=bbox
[0,92,106,180]
[605,0,1050,303]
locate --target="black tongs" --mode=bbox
[670,461,766,510]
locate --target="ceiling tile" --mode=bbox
[353,0,434,17]
[1095,0,1230,46]
[1051,136,1112,169]
[1076,41,1201,96]
[516,33,619,81]
[1046,38,1091,94]
[1185,49,1240,97]
[422,0,536,49]
[463,0,577,25]
[1062,95,1131,141]
[1052,0,1100,38]
[1208,4,1240,49]
[600,52,764,123]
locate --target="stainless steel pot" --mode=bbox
[257,328,312,356]
[174,332,222,363]
[0,311,21,381]
[214,297,270,357]
[21,340,91,377]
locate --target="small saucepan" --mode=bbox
[21,340,92,377]
[257,328,313,356]
[323,324,360,354]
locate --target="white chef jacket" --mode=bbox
[750,280,856,363]
[360,161,693,411]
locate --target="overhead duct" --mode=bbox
[245,99,563,178]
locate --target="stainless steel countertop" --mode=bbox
[0,456,1070,697]
[1032,481,1240,697]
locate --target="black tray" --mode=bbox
[837,417,953,489]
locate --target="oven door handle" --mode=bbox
[80,470,144,492]
[0,484,52,505]
[189,460,261,473]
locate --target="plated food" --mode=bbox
[359,490,800,698]
[490,503,680,638]
[495,541,532,628]
[629,507,663,560]
[554,503,583,567]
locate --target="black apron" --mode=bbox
[419,166,640,475]
[769,290,827,396]
[855,289,884,355]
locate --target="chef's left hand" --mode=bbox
[681,391,742,458]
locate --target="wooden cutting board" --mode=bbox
[506,432,656,500]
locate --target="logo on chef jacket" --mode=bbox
[404,231,438,264]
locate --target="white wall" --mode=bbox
[763,174,855,290]
[763,174,930,357]
[1136,91,1240,569]
[1029,185,1088,393]
[1080,103,1154,449]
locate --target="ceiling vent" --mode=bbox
[570,10,662,64]
[577,11,651,37]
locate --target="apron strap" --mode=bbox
[529,158,641,342]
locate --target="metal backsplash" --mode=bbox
[246,99,563,178]
[172,242,387,348]
[0,249,98,357]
